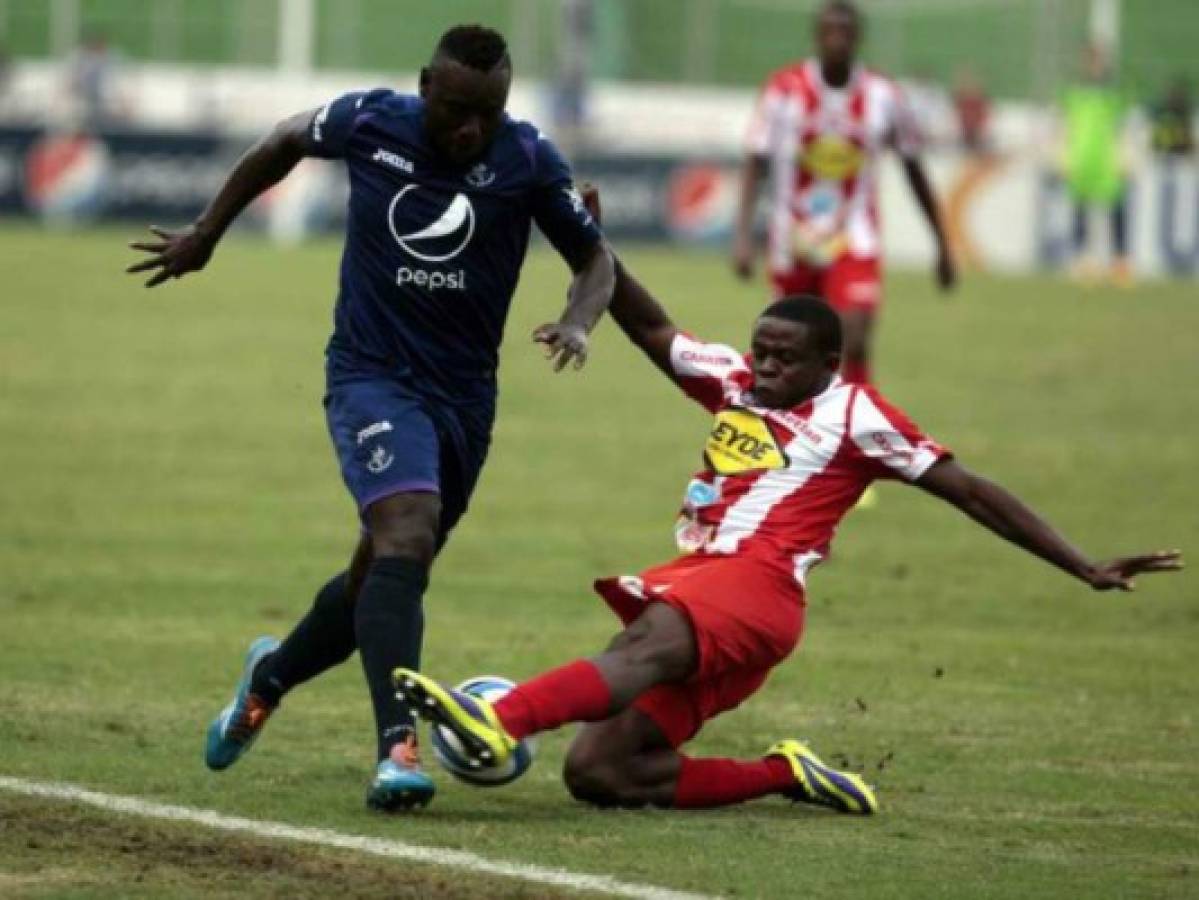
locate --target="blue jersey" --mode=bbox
[308,89,602,400]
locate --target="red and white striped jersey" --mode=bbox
[745,60,922,271]
[668,333,947,586]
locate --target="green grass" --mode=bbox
[1,224,1197,898]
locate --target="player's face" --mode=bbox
[750,317,838,408]
[420,59,511,165]
[815,8,859,70]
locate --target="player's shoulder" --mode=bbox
[859,68,905,101]
[491,115,551,170]
[761,61,810,95]
[848,381,921,430]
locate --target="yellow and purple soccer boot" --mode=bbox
[205,636,279,771]
[767,739,879,815]
[392,668,517,770]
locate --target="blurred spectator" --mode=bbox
[1150,78,1194,158]
[1151,78,1195,277]
[1060,44,1131,285]
[0,42,12,112]
[66,31,121,128]
[553,0,594,154]
[951,68,991,154]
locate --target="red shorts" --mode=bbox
[770,255,882,312]
[593,554,805,747]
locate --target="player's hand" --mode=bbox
[533,322,589,372]
[126,223,217,287]
[732,234,755,281]
[934,247,957,292]
[1082,550,1183,591]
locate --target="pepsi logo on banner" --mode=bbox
[24,133,111,222]
[666,163,737,243]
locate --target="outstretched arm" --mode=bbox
[557,185,677,376]
[901,157,956,292]
[607,257,679,378]
[126,108,316,287]
[917,458,1182,590]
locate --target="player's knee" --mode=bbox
[563,750,617,806]
[366,495,441,564]
[563,757,643,808]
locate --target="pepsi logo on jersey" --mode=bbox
[388,185,475,291]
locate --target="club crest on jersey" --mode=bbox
[704,409,788,476]
[465,163,495,187]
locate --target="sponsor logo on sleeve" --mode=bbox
[563,185,594,226]
[313,103,331,143]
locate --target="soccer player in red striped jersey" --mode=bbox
[396,189,1180,815]
[733,0,955,387]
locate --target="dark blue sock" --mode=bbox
[251,572,355,706]
[354,556,428,761]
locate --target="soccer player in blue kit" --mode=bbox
[126,25,615,811]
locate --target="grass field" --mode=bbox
[1,224,1196,899]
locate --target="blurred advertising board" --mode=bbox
[0,125,1195,277]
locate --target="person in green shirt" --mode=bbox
[1061,44,1131,284]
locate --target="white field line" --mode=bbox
[0,775,719,900]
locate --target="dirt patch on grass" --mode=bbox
[0,795,564,898]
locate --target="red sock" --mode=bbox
[842,358,871,384]
[672,755,795,809]
[493,660,612,741]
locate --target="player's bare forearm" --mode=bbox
[127,109,315,287]
[558,242,616,334]
[732,155,767,280]
[918,459,1182,591]
[194,110,314,240]
[922,463,1091,579]
[534,242,615,372]
[609,258,678,376]
[901,157,956,290]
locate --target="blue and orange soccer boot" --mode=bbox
[204,636,280,771]
[366,732,436,812]
[392,668,517,770]
[767,739,879,815]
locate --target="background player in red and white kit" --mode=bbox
[732,0,956,386]
[397,188,1181,815]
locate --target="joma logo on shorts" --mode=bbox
[356,420,393,446]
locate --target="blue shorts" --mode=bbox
[324,374,494,544]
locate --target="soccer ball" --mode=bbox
[429,676,536,787]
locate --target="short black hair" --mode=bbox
[433,24,510,72]
[760,295,843,356]
[819,0,862,28]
